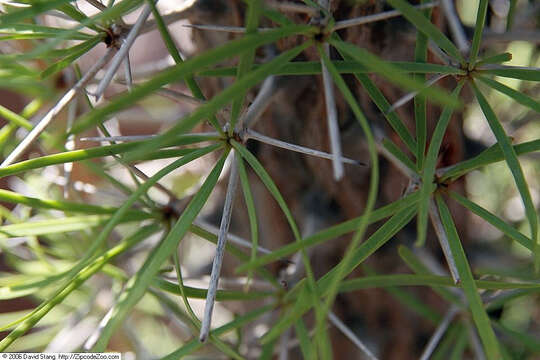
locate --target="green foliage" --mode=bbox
[0,1,538,359]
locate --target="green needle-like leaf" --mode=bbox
[478,66,540,82]
[468,0,489,69]
[330,31,418,154]
[0,134,217,178]
[0,104,53,143]
[449,191,534,252]
[382,138,417,174]
[471,81,538,269]
[435,194,500,359]
[417,83,464,247]
[477,75,540,113]
[0,0,75,25]
[236,156,260,290]
[0,189,149,216]
[475,52,512,67]
[387,0,465,64]
[330,39,461,109]
[339,273,540,292]
[0,24,93,41]
[398,245,460,304]
[439,139,540,182]
[198,61,465,77]
[229,0,262,134]
[153,278,272,300]
[40,36,102,79]
[413,0,431,170]
[0,215,143,243]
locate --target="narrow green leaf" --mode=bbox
[136,148,200,161]
[414,0,431,170]
[449,330,468,360]
[382,138,417,174]
[353,72,417,154]
[0,24,93,40]
[449,191,534,251]
[387,0,465,64]
[0,33,76,41]
[331,30,417,153]
[153,278,272,301]
[1,225,159,301]
[478,66,540,82]
[0,275,61,301]
[0,189,148,216]
[472,81,538,269]
[475,52,512,67]
[0,134,217,178]
[295,320,316,360]
[0,0,75,24]
[0,308,64,332]
[235,156,259,289]
[57,3,101,32]
[0,214,146,242]
[229,0,262,133]
[398,245,460,304]
[468,0,489,68]
[439,139,540,182]
[40,36,102,79]
[417,82,464,247]
[315,206,417,298]
[91,152,228,351]
[0,98,43,154]
[237,192,420,272]
[261,6,294,26]
[338,273,540,292]
[0,104,52,143]
[198,61,466,77]
[431,324,460,360]
[435,194,500,359]
[330,39,461,109]
[477,75,540,113]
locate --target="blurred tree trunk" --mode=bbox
[187,1,467,358]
